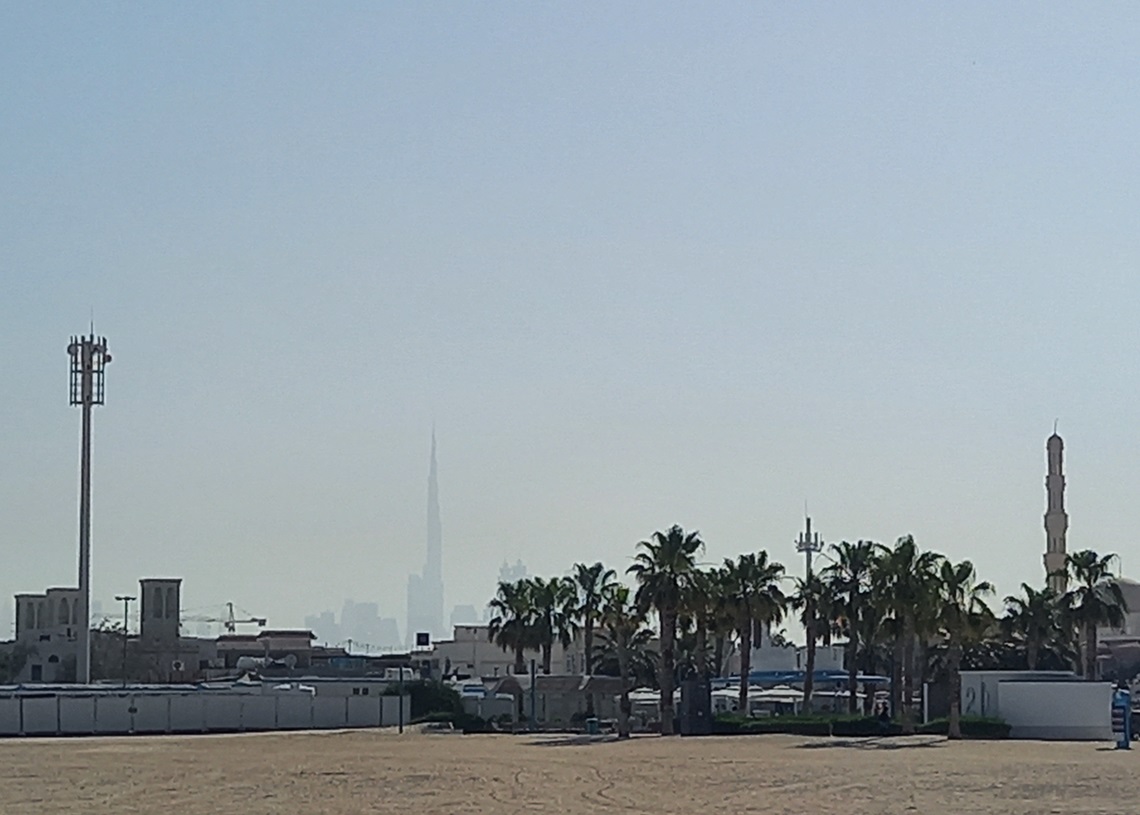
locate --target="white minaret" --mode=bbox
[1044,429,1068,594]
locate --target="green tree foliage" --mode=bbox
[628,525,704,735]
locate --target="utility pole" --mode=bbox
[114,594,135,686]
[796,515,823,714]
[398,663,405,734]
[68,331,111,685]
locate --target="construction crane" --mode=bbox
[182,602,267,634]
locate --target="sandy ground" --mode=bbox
[1,729,1137,814]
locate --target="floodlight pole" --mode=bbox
[68,332,111,685]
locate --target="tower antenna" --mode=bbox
[68,329,112,684]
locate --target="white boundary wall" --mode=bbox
[997,682,1112,741]
[0,692,410,737]
[959,671,1113,741]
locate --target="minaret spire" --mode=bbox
[1044,429,1068,594]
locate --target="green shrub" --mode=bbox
[711,714,836,736]
[389,680,463,719]
[409,709,491,733]
[831,717,901,737]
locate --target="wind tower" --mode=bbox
[1044,428,1069,594]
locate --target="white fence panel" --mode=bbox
[381,695,411,727]
[133,695,170,734]
[346,696,380,728]
[2,688,412,738]
[241,697,276,731]
[59,696,95,735]
[313,696,347,729]
[276,695,312,730]
[0,698,20,735]
[204,695,243,732]
[22,697,59,735]
[94,695,132,734]
[169,695,205,733]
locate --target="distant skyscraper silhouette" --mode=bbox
[407,429,445,645]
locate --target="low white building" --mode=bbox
[428,624,583,678]
[729,641,845,676]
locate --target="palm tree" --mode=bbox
[681,567,725,679]
[874,536,943,733]
[596,583,653,738]
[1065,550,1128,680]
[1003,583,1062,671]
[529,576,579,674]
[708,571,739,680]
[822,540,877,713]
[723,551,786,713]
[487,579,534,674]
[628,525,704,735]
[573,562,618,715]
[936,559,994,739]
[573,562,618,675]
[791,572,832,713]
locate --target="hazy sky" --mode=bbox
[4,4,1140,644]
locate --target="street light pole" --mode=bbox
[68,331,111,685]
[114,594,135,686]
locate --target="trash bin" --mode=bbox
[585,717,599,735]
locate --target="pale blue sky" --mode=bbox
[3,4,1140,642]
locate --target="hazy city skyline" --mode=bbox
[5,5,1140,640]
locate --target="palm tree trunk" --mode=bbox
[890,633,903,719]
[1086,622,1098,680]
[802,616,816,714]
[695,624,708,679]
[514,645,525,675]
[617,641,632,739]
[947,642,963,740]
[659,607,677,735]
[542,643,552,675]
[584,621,595,716]
[901,617,916,735]
[846,627,859,714]
[737,613,752,713]
[1027,635,1039,672]
[713,635,726,680]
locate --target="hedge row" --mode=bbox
[711,714,1010,739]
